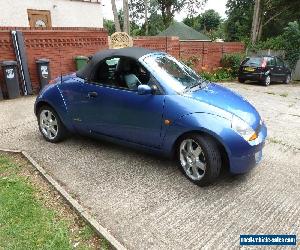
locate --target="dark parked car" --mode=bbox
[238,56,291,86]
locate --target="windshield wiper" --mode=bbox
[185,79,208,91]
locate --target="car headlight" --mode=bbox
[231,115,258,141]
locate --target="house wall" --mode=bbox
[0,0,103,28]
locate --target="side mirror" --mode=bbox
[138,84,152,95]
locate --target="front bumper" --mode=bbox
[229,123,267,174]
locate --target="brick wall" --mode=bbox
[23,29,108,93]
[133,36,180,58]
[0,27,108,94]
[132,37,244,71]
[0,28,244,96]
[180,41,245,71]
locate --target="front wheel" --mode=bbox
[177,134,222,186]
[38,106,68,143]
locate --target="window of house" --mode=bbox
[27,9,52,28]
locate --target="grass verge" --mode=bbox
[0,152,111,250]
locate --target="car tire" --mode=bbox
[238,78,245,83]
[38,105,68,143]
[263,75,271,86]
[284,74,291,84]
[177,134,222,186]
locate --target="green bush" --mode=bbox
[200,68,234,82]
[220,53,245,76]
[245,35,284,51]
[181,56,201,68]
[282,21,300,70]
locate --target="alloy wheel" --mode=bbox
[39,109,58,140]
[179,139,207,181]
[286,75,291,84]
[265,75,271,86]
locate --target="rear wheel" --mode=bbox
[38,106,68,143]
[284,74,291,84]
[177,134,221,186]
[263,75,271,86]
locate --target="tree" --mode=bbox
[129,0,150,35]
[104,19,116,35]
[260,0,300,40]
[131,12,165,36]
[128,0,168,36]
[224,0,254,41]
[123,0,130,34]
[111,0,121,32]
[144,0,149,35]
[104,10,126,35]
[145,12,165,35]
[251,0,262,44]
[225,0,300,43]
[200,9,222,32]
[129,0,209,36]
[207,22,226,41]
[183,9,221,33]
[154,0,207,29]
[282,21,300,70]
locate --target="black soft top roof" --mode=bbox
[76,47,157,79]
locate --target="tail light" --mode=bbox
[261,58,267,68]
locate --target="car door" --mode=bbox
[275,57,286,81]
[80,57,165,148]
[266,57,277,81]
[84,85,165,148]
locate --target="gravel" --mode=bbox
[0,81,299,249]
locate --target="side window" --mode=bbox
[90,57,120,86]
[90,56,161,93]
[267,57,275,66]
[147,74,163,95]
[115,57,151,91]
[91,60,114,86]
[276,58,284,67]
[106,57,120,82]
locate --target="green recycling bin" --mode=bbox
[75,56,89,70]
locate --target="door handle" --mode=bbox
[87,91,98,98]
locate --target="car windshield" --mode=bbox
[242,57,263,67]
[143,53,206,93]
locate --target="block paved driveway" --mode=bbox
[0,82,299,249]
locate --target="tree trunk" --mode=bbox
[257,14,263,41]
[251,0,261,44]
[123,0,130,34]
[144,0,149,35]
[111,0,121,32]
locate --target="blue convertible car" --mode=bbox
[35,47,267,186]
